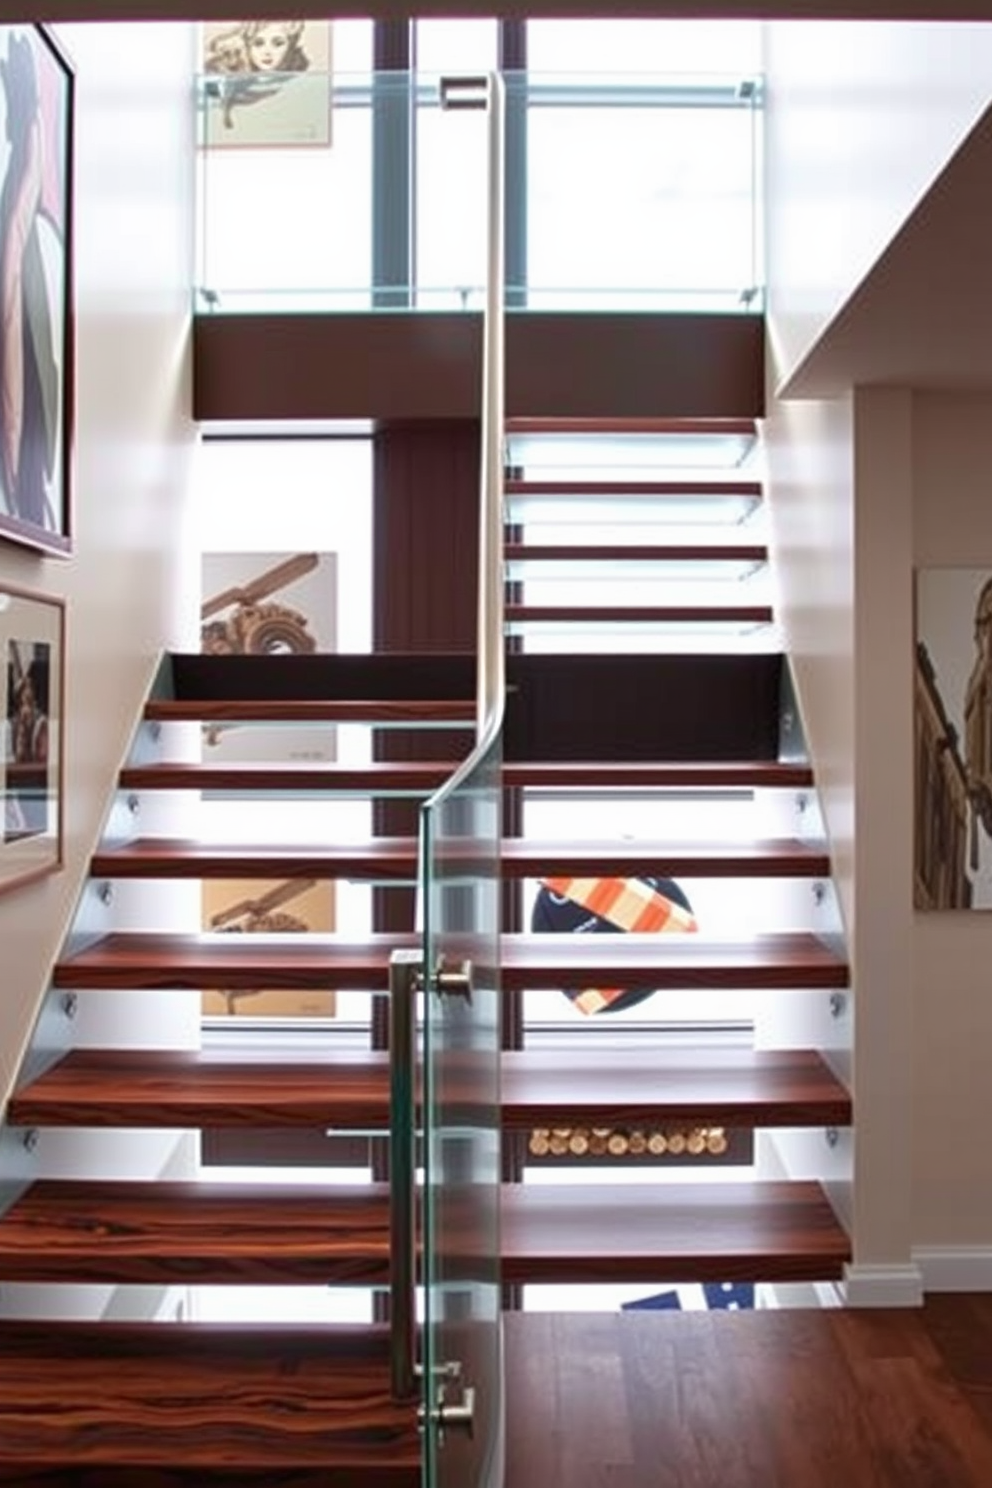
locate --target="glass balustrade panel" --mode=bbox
[196,68,762,312]
[420,729,502,1488]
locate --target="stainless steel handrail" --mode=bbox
[388,71,505,1407]
[436,71,506,759]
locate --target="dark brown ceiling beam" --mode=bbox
[18,1,992,19]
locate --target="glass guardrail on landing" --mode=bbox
[195,68,763,316]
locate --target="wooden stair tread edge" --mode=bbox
[89,839,423,879]
[0,1179,849,1285]
[9,1046,852,1129]
[0,1180,395,1284]
[90,836,831,877]
[498,837,830,872]
[504,479,763,496]
[500,932,848,987]
[501,1180,851,1283]
[503,543,769,561]
[52,930,848,991]
[500,1047,851,1125]
[120,760,815,790]
[119,761,463,791]
[144,698,475,722]
[504,417,759,437]
[505,604,775,622]
[502,761,814,787]
[0,1321,420,1473]
[52,932,417,990]
[8,1047,397,1127]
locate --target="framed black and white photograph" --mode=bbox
[0,25,73,557]
[0,584,63,893]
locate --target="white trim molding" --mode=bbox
[842,1262,924,1306]
[913,1247,992,1292]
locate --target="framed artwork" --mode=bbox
[914,567,992,910]
[0,584,64,893]
[200,20,333,149]
[200,550,338,764]
[201,877,337,1019]
[0,26,74,557]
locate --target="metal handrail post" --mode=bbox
[389,948,421,1400]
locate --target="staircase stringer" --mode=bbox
[752,652,854,1252]
[0,654,196,1323]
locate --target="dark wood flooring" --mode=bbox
[503,1296,992,1488]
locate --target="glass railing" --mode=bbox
[424,71,504,1488]
[384,71,505,1486]
[195,68,762,314]
[418,720,503,1486]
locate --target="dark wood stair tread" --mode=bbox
[52,932,416,991]
[118,760,812,792]
[10,1047,399,1128]
[501,1047,850,1127]
[500,837,829,876]
[501,1180,850,1283]
[90,839,424,880]
[505,479,762,498]
[504,542,768,562]
[0,1321,419,1477]
[501,932,848,989]
[10,1046,851,1131]
[0,1180,393,1284]
[503,761,814,788]
[144,698,474,723]
[0,1179,847,1287]
[505,417,758,437]
[90,835,829,879]
[119,761,463,792]
[506,603,774,624]
[52,930,848,991]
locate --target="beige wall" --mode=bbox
[764,19,992,392]
[762,395,855,932]
[763,13,992,1278]
[766,380,992,1268]
[764,379,919,1273]
[0,20,196,1109]
[912,393,992,1248]
[849,388,916,1268]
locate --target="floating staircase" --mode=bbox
[0,417,853,1477]
[497,416,851,1299]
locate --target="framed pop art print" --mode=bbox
[201,20,333,149]
[0,26,74,557]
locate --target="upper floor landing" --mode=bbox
[193,19,766,423]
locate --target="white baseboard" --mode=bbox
[913,1247,992,1291]
[842,1262,924,1307]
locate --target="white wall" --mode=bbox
[912,393,992,1251]
[0,19,197,1110]
[764,19,992,393]
[762,395,855,931]
[761,16,992,1286]
[849,388,916,1273]
[765,379,992,1281]
[763,382,916,1274]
